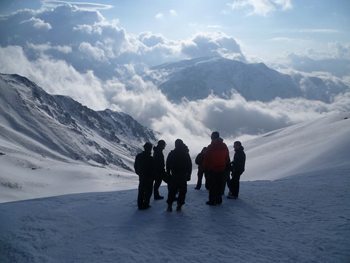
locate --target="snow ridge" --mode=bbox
[0,73,156,169]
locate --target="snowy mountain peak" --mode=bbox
[147,57,349,103]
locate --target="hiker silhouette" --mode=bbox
[227,141,246,199]
[153,139,166,200]
[134,142,154,210]
[166,139,192,212]
[194,147,208,190]
[203,131,230,206]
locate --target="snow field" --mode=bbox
[1,167,349,263]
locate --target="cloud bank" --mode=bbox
[0,3,349,154]
[2,44,348,155]
[182,32,246,61]
[0,4,245,80]
[287,43,350,79]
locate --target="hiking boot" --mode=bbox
[206,201,216,206]
[167,205,172,212]
[154,195,164,200]
[194,185,201,190]
[217,198,222,205]
[176,205,182,212]
[139,204,151,210]
[227,194,237,199]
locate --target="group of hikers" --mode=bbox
[134,131,246,212]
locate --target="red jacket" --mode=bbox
[203,139,230,173]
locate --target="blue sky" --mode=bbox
[1,0,349,61]
[113,0,350,60]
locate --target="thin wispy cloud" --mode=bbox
[207,25,223,29]
[169,9,178,17]
[228,0,293,16]
[298,29,339,34]
[269,37,307,42]
[27,42,72,54]
[155,12,164,20]
[155,9,178,20]
[42,0,113,11]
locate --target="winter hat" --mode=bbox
[234,141,242,147]
[143,142,153,151]
[211,131,220,140]
[175,139,183,148]
[157,139,166,147]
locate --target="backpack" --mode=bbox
[195,152,203,165]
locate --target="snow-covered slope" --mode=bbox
[242,112,350,181]
[1,102,349,203]
[0,73,157,202]
[0,112,349,262]
[147,57,349,102]
[0,73,155,166]
[1,171,350,263]
[1,144,349,262]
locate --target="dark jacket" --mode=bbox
[153,145,165,175]
[195,148,206,173]
[231,146,246,175]
[134,151,154,179]
[166,144,192,181]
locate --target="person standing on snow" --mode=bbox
[203,131,230,206]
[227,141,246,199]
[194,147,208,190]
[153,139,166,200]
[134,142,154,210]
[166,139,192,212]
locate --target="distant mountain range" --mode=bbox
[1,57,349,169]
[0,73,156,171]
[146,57,349,102]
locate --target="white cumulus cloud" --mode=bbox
[181,32,246,61]
[23,17,52,30]
[0,45,108,110]
[0,4,247,79]
[78,42,106,61]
